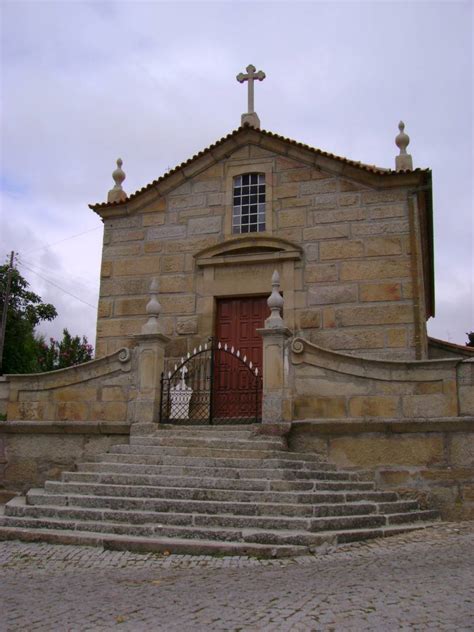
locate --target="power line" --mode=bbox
[18,255,100,292]
[18,261,97,310]
[24,227,102,256]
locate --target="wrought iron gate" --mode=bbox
[159,339,262,425]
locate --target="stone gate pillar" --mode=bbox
[257,271,293,432]
[131,279,169,424]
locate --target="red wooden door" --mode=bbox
[214,296,268,419]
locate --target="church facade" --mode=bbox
[91,125,434,368]
[1,68,473,524]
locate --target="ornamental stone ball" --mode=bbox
[265,270,285,328]
[107,158,128,203]
[395,121,413,171]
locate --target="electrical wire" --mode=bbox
[18,256,100,292]
[17,261,97,310]
[23,227,102,256]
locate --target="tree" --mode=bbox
[36,329,93,372]
[0,262,57,374]
[466,332,474,348]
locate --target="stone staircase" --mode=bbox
[0,424,439,557]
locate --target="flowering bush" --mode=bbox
[36,329,93,371]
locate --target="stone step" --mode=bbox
[2,498,436,544]
[0,525,306,558]
[43,480,376,503]
[0,521,438,557]
[74,461,356,481]
[0,514,380,547]
[107,444,324,461]
[5,496,421,528]
[386,510,439,525]
[61,470,367,492]
[25,489,400,517]
[91,453,328,470]
[132,425,261,440]
[107,444,292,461]
[130,436,285,450]
[156,424,260,434]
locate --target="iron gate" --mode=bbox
[159,339,262,425]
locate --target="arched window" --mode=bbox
[232,173,265,233]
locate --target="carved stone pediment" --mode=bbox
[194,235,302,268]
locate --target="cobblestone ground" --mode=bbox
[0,522,473,631]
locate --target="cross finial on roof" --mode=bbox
[236,64,266,129]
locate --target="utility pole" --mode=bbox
[0,251,14,374]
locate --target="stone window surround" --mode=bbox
[224,161,274,237]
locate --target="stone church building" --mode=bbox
[1,67,473,550]
[91,118,433,367]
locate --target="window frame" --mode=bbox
[224,162,273,237]
[232,173,266,235]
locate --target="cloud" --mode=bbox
[1,0,472,347]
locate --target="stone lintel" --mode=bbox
[196,251,300,268]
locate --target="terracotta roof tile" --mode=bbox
[90,125,430,211]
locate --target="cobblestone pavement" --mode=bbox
[0,522,473,631]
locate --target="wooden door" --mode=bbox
[214,296,268,420]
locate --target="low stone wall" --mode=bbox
[290,337,474,419]
[0,420,130,492]
[289,418,474,520]
[4,348,135,422]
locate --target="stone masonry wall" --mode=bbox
[290,337,473,420]
[4,348,134,423]
[0,421,130,492]
[95,138,425,361]
[289,419,474,521]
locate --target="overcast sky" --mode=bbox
[1,0,472,350]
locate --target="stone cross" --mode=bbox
[236,64,266,113]
[179,365,188,387]
[236,64,265,129]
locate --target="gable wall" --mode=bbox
[95,143,425,361]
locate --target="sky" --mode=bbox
[1,0,473,350]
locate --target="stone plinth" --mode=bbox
[133,333,169,424]
[257,326,293,428]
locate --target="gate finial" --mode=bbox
[141,278,163,335]
[265,270,285,328]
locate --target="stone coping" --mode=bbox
[291,417,474,435]
[291,337,462,381]
[0,420,131,435]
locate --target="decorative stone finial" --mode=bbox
[236,64,266,129]
[107,158,128,203]
[141,278,163,335]
[395,121,413,171]
[265,270,285,328]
